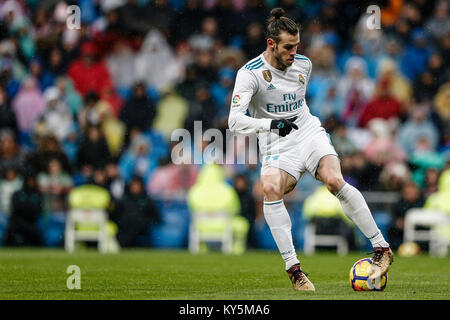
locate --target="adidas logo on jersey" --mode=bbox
[267,83,276,90]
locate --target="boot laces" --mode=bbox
[291,268,309,286]
[372,248,385,264]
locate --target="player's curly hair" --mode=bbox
[266,8,300,43]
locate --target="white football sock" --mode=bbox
[334,183,389,248]
[263,199,300,270]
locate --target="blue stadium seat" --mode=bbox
[253,221,277,250]
[0,212,8,246]
[143,129,169,162]
[38,213,66,247]
[150,200,190,248]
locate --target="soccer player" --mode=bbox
[228,8,393,291]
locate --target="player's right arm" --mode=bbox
[228,69,272,135]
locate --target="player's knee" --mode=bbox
[263,182,283,201]
[324,175,345,194]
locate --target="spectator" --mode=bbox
[26,134,71,175]
[35,86,73,142]
[60,28,81,68]
[379,161,412,192]
[423,166,443,201]
[101,111,126,158]
[0,129,27,174]
[233,173,257,248]
[278,0,307,30]
[61,122,79,166]
[358,77,403,127]
[119,82,156,136]
[340,153,358,188]
[439,131,450,159]
[176,64,199,102]
[29,7,53,50]
[77,125,111,170]
[105,159,125,201]
[210,0,237,44]
[67,42,114,97]
[148,151,199,198]
[400,28,431,82]
[89,167,109,189]
[117,0,154,36]
[307,45,339,103]
[169,0,205,45]
[409,136,447,190]
[375,37,403,73]
[424,0,450,41]
[188,16,220,52]
[0,0,26,26]
[37,158,73,217]
[364,119,407,167]
[46,47,68,79]
[184,82,218,135]
[0,86,18,135]
[112,175,160,247]
[10,18,36,64]
[12,76,45,142]
[106,38,136,92]
[337,57,374,119]
[0,166,22,218]
[397,105,439,154]
[152,87,189,141]
[190,49,217,84]
[118,133,158,183]
[28,57,54,92]
[439,33,450,71]
[241,21,266,60]
[210,67,235,114]
[376,58,412,109]
[147,0,175,34]
[330,121,358,156]
[0,40,26,98]
[99,82,124,118]
[433,82,450,135]
[414,70,440,103]
[388,181,425,250]
[77,91,112,131]
[133,29,180,92]
[54,76,83,116]
[425,53,447,90]
[4,173,43,246]
[348,150,383,191]
[339,86,366,128]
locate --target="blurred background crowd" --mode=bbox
[0,0,448,252]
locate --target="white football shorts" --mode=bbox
[260,128,338,181]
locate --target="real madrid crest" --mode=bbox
[298,74,305,86]
[262,70,272,83]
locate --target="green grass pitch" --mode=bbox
[0,248,448,300]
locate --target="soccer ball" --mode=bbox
[349,258,387,291]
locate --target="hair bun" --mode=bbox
[270,8,285,20]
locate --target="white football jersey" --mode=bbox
[228,52,323,155]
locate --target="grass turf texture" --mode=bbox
[0,248,448,300]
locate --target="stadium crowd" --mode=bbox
[0,0,448,250]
